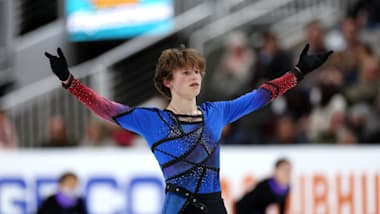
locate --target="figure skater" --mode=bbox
[45,44,332,213]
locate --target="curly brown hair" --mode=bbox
[154,47,206,98]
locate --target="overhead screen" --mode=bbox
[65,0,174,41]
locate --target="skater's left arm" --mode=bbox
[261,43,333,102]
[215,44,333,124]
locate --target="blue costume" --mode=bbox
[65,72,297,213]
[44,41,332,213]
[113,88,271,213]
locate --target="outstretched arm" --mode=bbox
[219,44,333,124]
[262,44,333,101]
[45,48,130,122]
[64,75,130,122]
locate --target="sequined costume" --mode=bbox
[64,72,297,213]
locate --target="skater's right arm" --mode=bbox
[44,48,130,123]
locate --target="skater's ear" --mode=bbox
[163,78,172,88]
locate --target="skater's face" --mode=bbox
[164,67,202,99]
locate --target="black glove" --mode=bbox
[44,48,71,81]
[293,44,333,80]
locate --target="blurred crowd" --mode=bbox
[202,12,380,144]
[0,111,139,149]
[0,3,379,148]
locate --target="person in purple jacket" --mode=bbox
[45,44,331,214]
[236,158,292,214]
[37,172,87,214]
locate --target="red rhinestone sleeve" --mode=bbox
[65,78,130,122]
[260,72,298,101]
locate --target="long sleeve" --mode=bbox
[65,78,131,123]
[260,72,298,101]
[212,72,298,125]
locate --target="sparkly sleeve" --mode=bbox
[64,78,131,122]
[215,72,298,124]
[260,72,297,101]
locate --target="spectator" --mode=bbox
[323,111,349,143]
[344,56,380,105]
[41,115,76,147]
[37,172,87,214]
[112,126,136,147]
[348,103,380,143]
[81,118,115,147]
[305,20,328,53]
[348,0,380,29]
[205,31,256,101]
[271,115,305,144]
[227,31,293,144]
[342,17,363,50]
[236,158,292,214]
[255,32,292,81]
[337,126,358,144]
[307,67,348,142]
[0,107,18,149]
[328,17,370,86]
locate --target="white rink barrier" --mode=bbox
[0,146,379,214]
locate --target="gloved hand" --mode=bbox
[293,44,333,80]
[44,48,71,81]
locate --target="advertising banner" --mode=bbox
[0,146,379,214]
